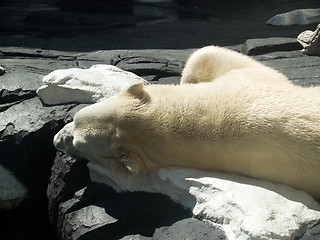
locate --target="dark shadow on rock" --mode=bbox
[47,152,192,239]
[74,183,192,240]
[47,152,91,231]
[0,190,56,240]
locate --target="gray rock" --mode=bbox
[0,96,76,238]
[47,153,90,234]
[48,152,192,240]
[152,76,181,85]
[0,97,75,209]
[0,72,42,112]
[242,37,302,56]
[153,218,227,240]
[260,55,320,87]
[111,51,184,81]
[300,220,320,240]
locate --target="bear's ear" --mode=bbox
[126,82,144,97]
[125,82,150,103]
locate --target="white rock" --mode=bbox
[266,9,320,26]
[36,65,148,105]
[297,24,320,56]
[88,163,320,240]
[0,165,28,210]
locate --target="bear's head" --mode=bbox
[54,82,150,174]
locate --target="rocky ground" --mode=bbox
[1,0,320,239]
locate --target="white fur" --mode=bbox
[54,46,320,198]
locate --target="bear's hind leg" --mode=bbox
[180,46,264,84]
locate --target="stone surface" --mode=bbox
[297,24,320,56]
[0,95,73,238]
[48,153,192,240]
[242,37,301,56]
[0,165,28,210]
[266,8,320,26]
[0,97,74,207]
[111,51,184,82]
[259,54,320,87]
[153,218,227,240]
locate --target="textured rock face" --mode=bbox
[0,95,75,211]
[242,37,301,56]
[47,153,192,240]
[297,24,320,56]
[0,52,77,238]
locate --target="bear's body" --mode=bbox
[54,46,320,198]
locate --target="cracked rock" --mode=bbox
[48,153,192,240]
[111,53,183,81]
[0,97,75,210]
[242,37,301,56]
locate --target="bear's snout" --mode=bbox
[53,122,79,157]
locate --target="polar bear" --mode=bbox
[54,46,320,198]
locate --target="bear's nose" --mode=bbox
[53,132,74,152]
[53,122,75,152]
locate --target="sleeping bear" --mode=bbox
[54,46,320,198]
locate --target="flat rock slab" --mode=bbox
[242,37,302,55]
[153,218,227,240]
